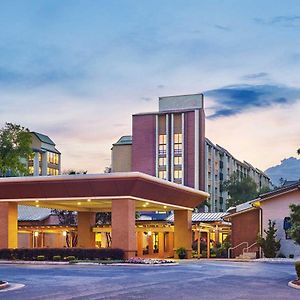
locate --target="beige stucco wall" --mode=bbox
[111,144,132,172]
[261,190,300,257]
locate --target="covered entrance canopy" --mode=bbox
[0,172,209,258]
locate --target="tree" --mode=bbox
[0,123,32,176]
[297,148,300,155]
[223,172,258,208]
[288,204,300,245]
[257,220,281,258]
[51,210,77,225]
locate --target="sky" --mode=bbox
[0,0,299,173]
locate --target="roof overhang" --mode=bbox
[0,172,209,212]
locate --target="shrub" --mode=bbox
[295,261,300,279]
[0,248,124,261]
[65,256,76,261]
[37,255,45,261]
[257,220,281,258]
[277,253,286,258]
[53,255,61,261]
[176,247,187,259]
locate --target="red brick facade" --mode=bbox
[132,114,156,176]
[230,209,260,257]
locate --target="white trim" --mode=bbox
[181,112,185,185]
[7,195,194,211]
[171,114,174,182]
[166,114,169,180]
[194,110,200,189]
[155,114,159,177]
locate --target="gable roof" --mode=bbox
[259,180,300,202]
[32,132,55,146]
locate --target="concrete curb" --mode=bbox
[0,260,69,265]
[288,280,300,290]
[75,262,178,267]
[0,283,25,292]
[0,281,9,290]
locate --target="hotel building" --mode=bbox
[28,132,61,176]
[111,93,271,212]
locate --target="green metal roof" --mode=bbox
[32,132,55,146]
[113,135,132,145]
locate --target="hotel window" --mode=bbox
[48,152,59,165]
[28,166,34,175]
[174,133,182,155]
[159,157,166,166]
[174,156,182,166]
[158,134,167,155]
[174,170,182,179]
[158,170,167,180]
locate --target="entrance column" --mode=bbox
[0,202,18,248]
[167,231,174,257]
[174,210,192,258]
[111,199,136,259]
[77,212,96,248]
[137,231,143,257]
[158,232,165,258]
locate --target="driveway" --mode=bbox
[0,260,298,299]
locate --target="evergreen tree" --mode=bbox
[257,220,281,258]
[288,204,300,245]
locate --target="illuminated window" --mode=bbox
[158,170,167,180]
[48,152,59,165]
[159,134,166,145]
[174,133,182,143]
[158,134,167,155]
[174,133,182,155]
[174,156,182,165]
[159,157,166,166]
[174,170,182,179]
[28,166,34,175]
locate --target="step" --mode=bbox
[237,252,256,259]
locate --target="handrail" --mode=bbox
[228,242,248,258]
[243,242,257,254]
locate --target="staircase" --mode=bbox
[236,251,256,259]
[228,242,258,260]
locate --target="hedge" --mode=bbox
[0,248,124,261]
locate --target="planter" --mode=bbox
[178,254,186,259]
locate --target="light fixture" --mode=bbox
[77,202,81,205]
[36,204,40,208]
[62,231,67,237]
[87,199,91,202]
[34,231,39,237]
[145,202,149,205]
[163,205,167,209]
[143,204,147,207]
[35,200,39,203]
[147,231,152,236]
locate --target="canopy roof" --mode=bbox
[0,172,209,212]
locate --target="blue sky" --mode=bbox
[0,1,299,172]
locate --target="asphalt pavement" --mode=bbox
[0,260,298,300]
